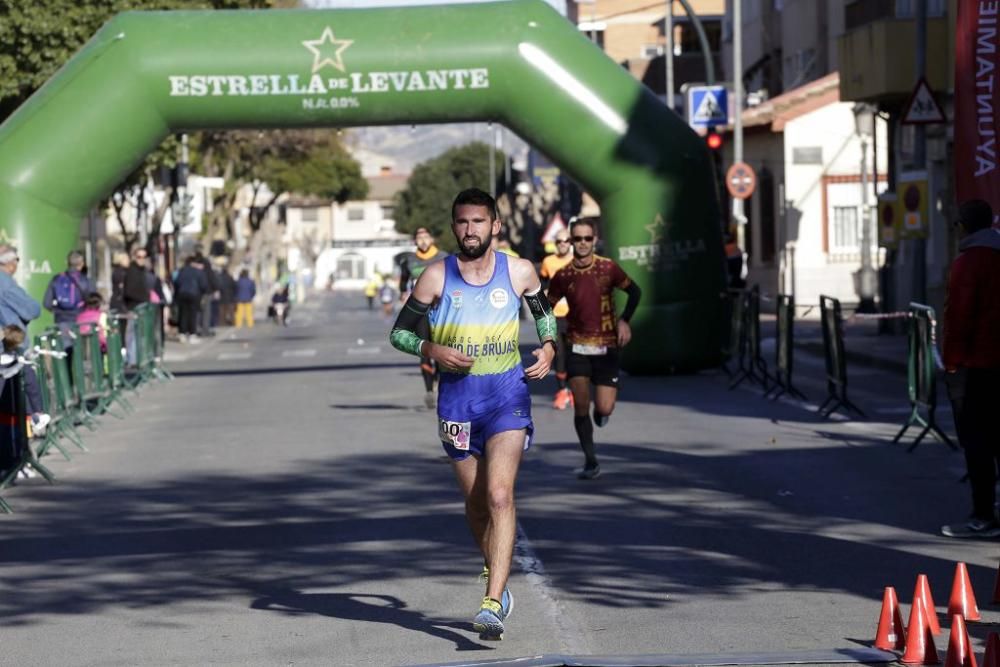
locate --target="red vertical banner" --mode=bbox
[955,0,1000,223]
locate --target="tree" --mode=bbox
[0,0,282,123]
[196,129,368,245]
[394,142,506,252]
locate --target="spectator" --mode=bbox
[76,292,109,352]
[218,264,237,327]
[378,279,394,319]
[42,250,96,350]
[123,246,150,365]
[173,256,208,344]
[109,251,129,313]
[0,245,49,433]
[234,269,256,329]
[270,284,290,326]
[941,199,1000,538]
[192,248,219,337]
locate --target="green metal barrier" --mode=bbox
[38,331,89,453]
[765,294,807,402]
[67,328,99,431]
[107,317,137,412]
[817,295,865,419]
[892,303,957,451]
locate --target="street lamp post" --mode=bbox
[853,103,877,313]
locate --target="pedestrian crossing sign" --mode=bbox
[686,85,729,127]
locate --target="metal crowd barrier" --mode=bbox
[817,295,866,419]
[728,285,774,391]
[892,303,957,451]
[1,304,169,513]
[764,294,807,401]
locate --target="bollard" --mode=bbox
[765,294,807,401]
[892,303,956,451]
[817,295,866,419]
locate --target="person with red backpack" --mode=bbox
[42,251,96,351]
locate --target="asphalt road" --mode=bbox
[0,291,994,667]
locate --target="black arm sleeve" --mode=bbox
[398,257,411,293]
[392,295,430,332]
[620,282,642,323]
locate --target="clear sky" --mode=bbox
[303,0,567,15]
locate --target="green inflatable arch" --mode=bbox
[0,0,725,373]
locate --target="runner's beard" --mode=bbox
[459,236,490,259]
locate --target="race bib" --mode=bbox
[572,343,607,356]
[439,419,471,450]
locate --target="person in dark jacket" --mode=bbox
[173,256,209,343]
[234,269,256,329]
[941,199,1000,538]
[123,246,151,365]
[43,250,96,350]
[193,249,219,337]
[218,265,237,327]
[109,251,129,313]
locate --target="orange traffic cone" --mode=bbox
[983,632,1000,667]
[875,586,906,650]
[915,574,943,635]
[949,563,982,622]
[944,615,978,667]
[902,595,941,665]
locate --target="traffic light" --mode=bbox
[706,129,723,151]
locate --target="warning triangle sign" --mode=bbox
[693,91,726,123]
[902,77,945,125]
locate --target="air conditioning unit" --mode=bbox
[641,44,664,59]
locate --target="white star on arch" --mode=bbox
[302,26,353,74]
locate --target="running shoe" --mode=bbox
[577,463,601,480]
[941,518,1000,538]
[478,566,512,620]
[472,596,505,640]
[424,391,436,409]
[552,388,572,410]
[593,408,609,427]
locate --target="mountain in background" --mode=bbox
[345,124,528,174]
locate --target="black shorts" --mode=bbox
[567,347,621,388]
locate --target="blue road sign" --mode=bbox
[687,85,729,127]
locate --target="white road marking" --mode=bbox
[513,522,589,654]
[218,352,253,361]
[347,347,381,355]
[282,349,317,358]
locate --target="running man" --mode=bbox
[397,228,450,408]
[546,217,642,480]
[539,229,574,409]
[389,188,556,640]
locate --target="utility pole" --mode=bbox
[733,0,747,250]
[913,0,927,304]
[664,0,674,111]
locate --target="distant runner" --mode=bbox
[547,217,641,479]
[397,228,450,408]
[539,229,574,410]
[389,188,556,640]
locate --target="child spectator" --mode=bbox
[76,292,109,352]
[2,325,49,434]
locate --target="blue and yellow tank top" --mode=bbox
[429,253,522,378]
